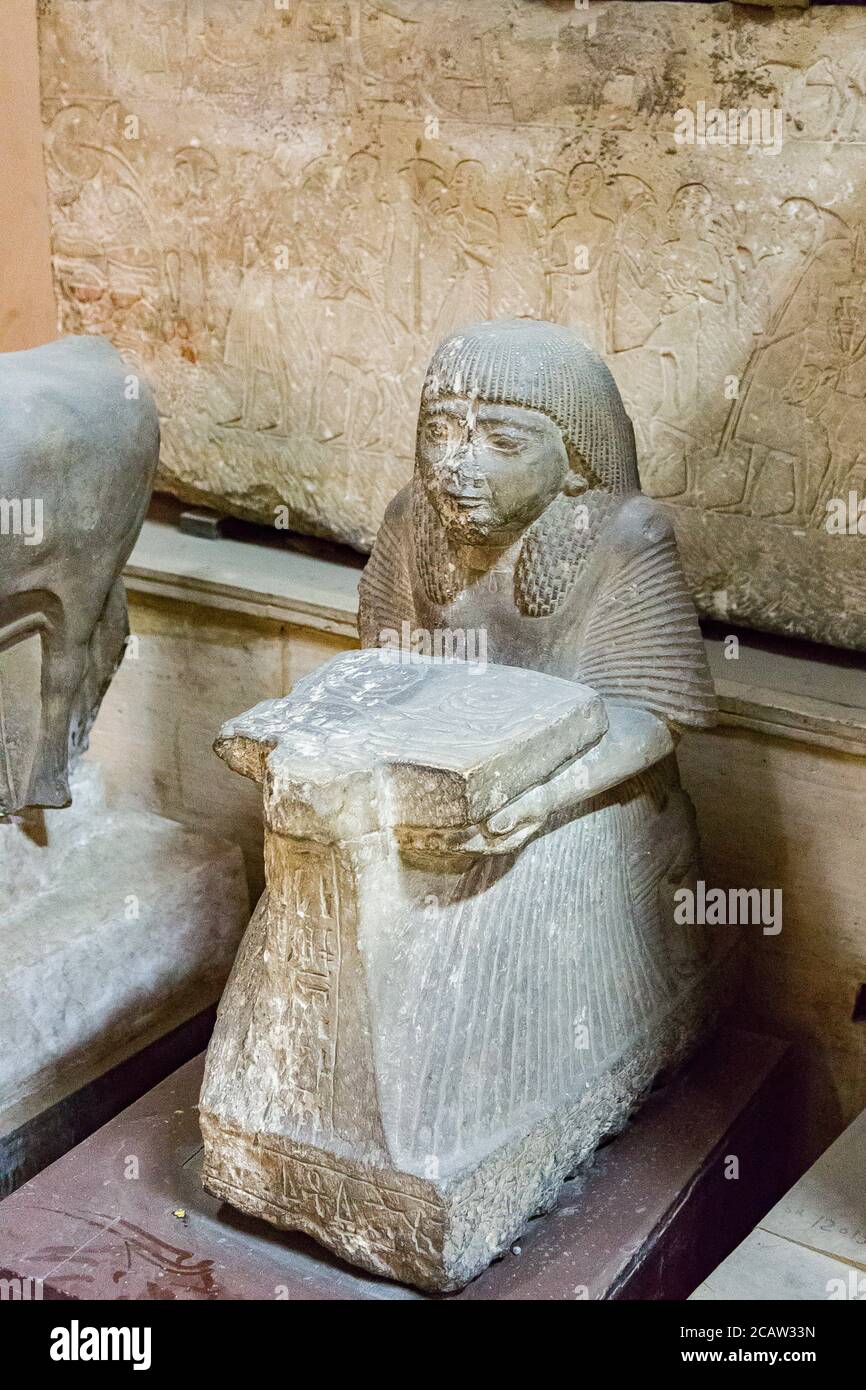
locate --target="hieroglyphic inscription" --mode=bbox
[273,1153,443,1266]
[267,844,341,1131]
[204,1126,445,1273]
[37,0,866,645]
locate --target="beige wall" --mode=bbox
[0,0,56,351]
[679,726,866,1146]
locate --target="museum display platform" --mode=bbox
[0,1028,802,1301]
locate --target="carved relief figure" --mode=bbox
[430,161,499,341]
[491,162,557,320]
[547,162,613,345]
[164,144,218,351]
[314,150,403,449]
[719,199,855,523]
[646,185,727,427]
[220,154,291,433]
[793,51,866,142]
[46,104,164,360]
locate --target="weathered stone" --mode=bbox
[200,320,722,1291]
[37,0,866,647]
[0,334,158,813]
[0,331,249,1186]
[0,763,248,1148]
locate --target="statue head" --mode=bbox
[416,319,638,546]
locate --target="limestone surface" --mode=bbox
[201,652,698,1290]
[0,764,248,1148]
[201,319,722,1291]
[37,0,866,647]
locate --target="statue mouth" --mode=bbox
[440,486,488,508]
[446,499,491,527]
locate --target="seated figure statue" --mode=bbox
[200,319,720,1292]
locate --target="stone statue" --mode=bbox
[0,335,248,1194]
[200,319,719,1291]
[0,335,158,815]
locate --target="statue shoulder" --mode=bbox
[600,494,675,557]
[576,493,717,731]
[379,484,413,539]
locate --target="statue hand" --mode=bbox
[398,818,544,864]
[396,708,672,867]
[485,706,673,838]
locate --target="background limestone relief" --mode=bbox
[37,0,866,648]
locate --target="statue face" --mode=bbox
[417,396,570,545]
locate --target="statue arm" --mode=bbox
[485,705,672,837]
[468,497,715,853]
[407,706,672,862]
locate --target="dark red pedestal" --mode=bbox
[0,1028,799,1301]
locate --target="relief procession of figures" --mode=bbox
[37,0,866,647]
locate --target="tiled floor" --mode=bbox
[691,1108,866,1300]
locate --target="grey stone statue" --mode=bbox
[0,335,159,815]
[200,319,720,1291]
[0,334,249,1195]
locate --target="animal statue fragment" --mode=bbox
[0,334,251,1197]
[0,335,159,815]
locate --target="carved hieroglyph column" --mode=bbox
[200,650,715,1291]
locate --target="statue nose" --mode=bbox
[442,446,485,496]
[442,442,471,475]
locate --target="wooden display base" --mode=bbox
[0,1028,802,1300]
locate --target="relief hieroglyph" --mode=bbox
[37,0,866,647]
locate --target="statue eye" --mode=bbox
[485,431,523,453]
[422,418,451,451]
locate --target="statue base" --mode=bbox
[200,652,723,1292]
[201,984,711,1291]
[0,1029,799,1302]
[0,763,249,1194]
